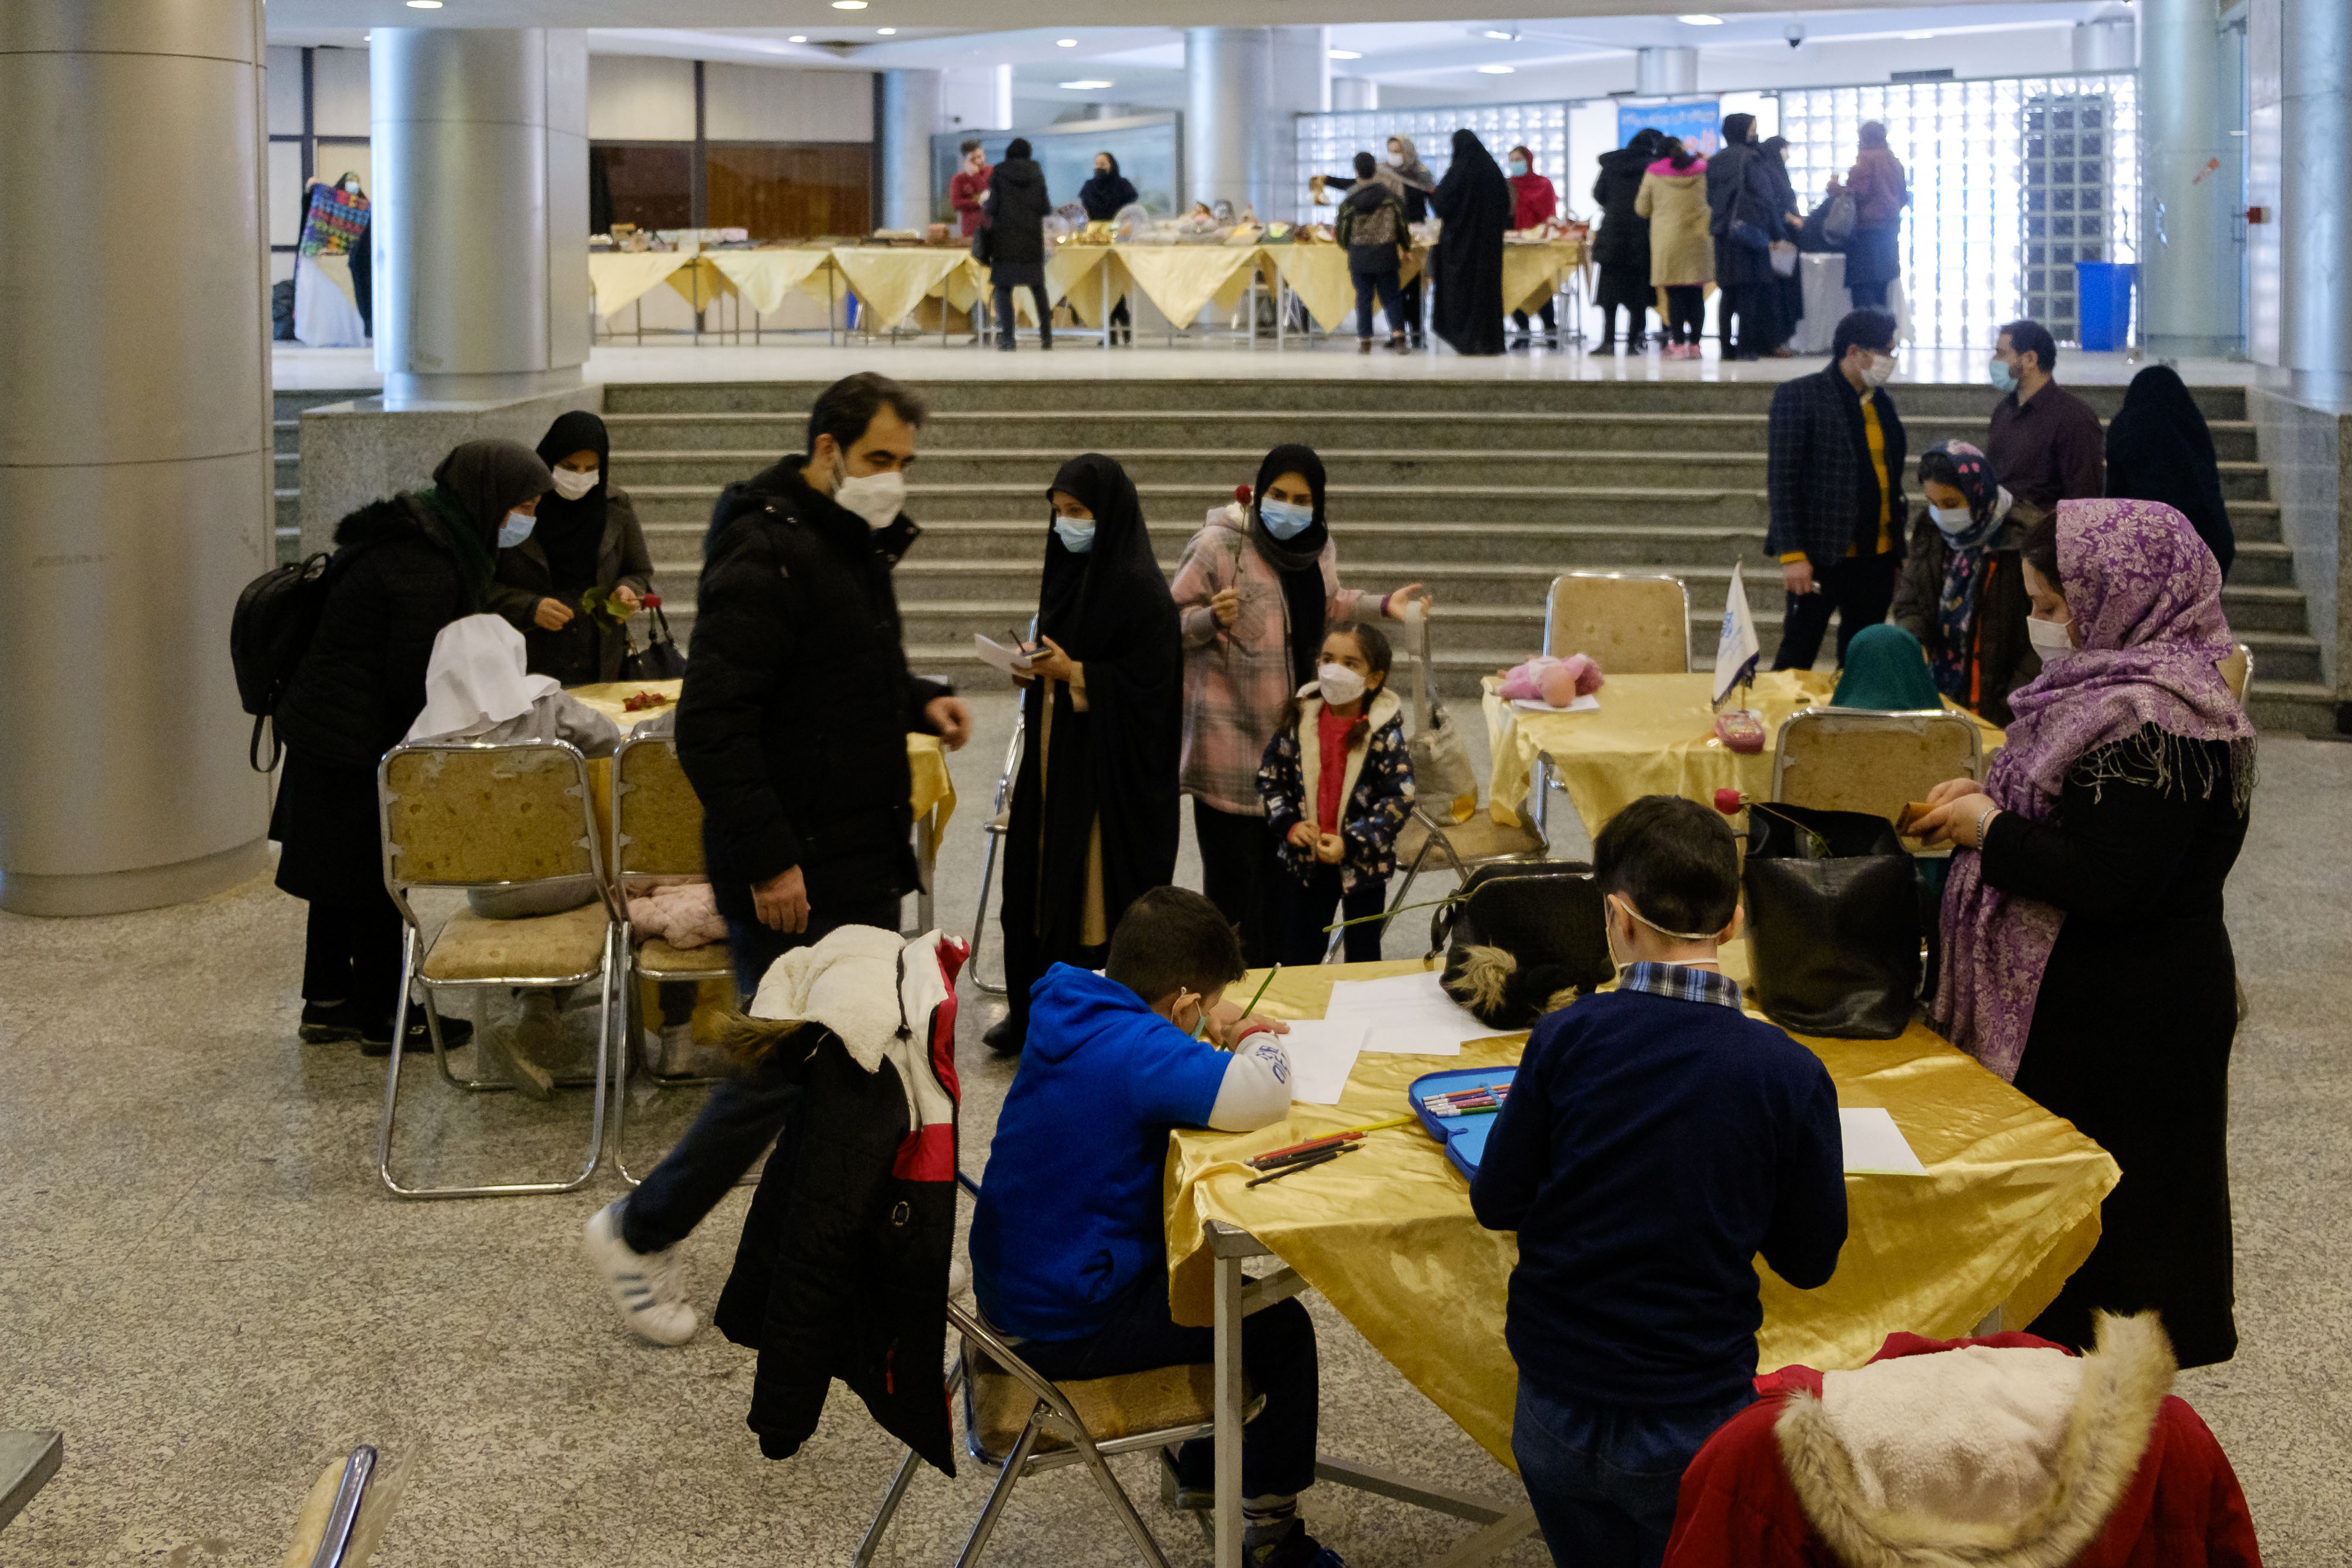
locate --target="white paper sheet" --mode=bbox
[1324,969,1498,1056]
[1276,1019,1364,1105]
[972,633,1034,676]
[1509,694,1601,714]
[1839,1106,1929,1175]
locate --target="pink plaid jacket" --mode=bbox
[1170,504,1384,815]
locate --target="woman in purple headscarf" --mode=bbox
[1913,498,2256,1368]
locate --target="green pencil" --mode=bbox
[1241,964,1279,1019]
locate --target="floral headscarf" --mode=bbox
[1920,440,2010,697]
[1934,498,2256,1081]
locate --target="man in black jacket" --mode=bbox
[1766,307,1907,670]
[584,372,971,1345]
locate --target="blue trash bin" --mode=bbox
[2075,260,2136,352]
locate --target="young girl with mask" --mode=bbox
[1890,440,2042,724]
[1170,444,1429,963]
[1257,621,1415,964]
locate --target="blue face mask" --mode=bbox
[1053,516,1096,553]
[496,510,535,548]
[1508,159,1529,178]
[1989,356,2019,395]
[1259,497,1315,540]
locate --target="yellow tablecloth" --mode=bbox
[1114,244,1268,330]
[706,248,837,316]
[1165,956,2117,1470]
[1501,239,1588,317]
[1268,243,1429,333]
[1482,670,2005,833]
[567,680,956,841]
[589,252,700,320]
[828,247,974,332]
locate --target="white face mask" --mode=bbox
[550,466,599,501]
[1387,151,1405,167]
[1317,662,1368,706]
[343,178,362,194]
[831,456,907,530]
[2026,614,2076,658]
[1929,504,1975,537]
[1859,350,1897,387]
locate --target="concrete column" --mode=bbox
[2141,0,2241,355]
[878,68,943,231]
[2281,0,2352,400]
[1636,47,1699,96]
[370,29,589,407]
[0,0,273,914]
[1334,76,1379,112]
[2073,14,2137,71]
[1186,26,1327,221]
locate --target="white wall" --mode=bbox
[704,61,873,142]
[940,66,1009,132]
[310,47,370,137]
[266,46,304,137]
[589,53,697,140]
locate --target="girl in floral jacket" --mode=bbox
[1257,621,1416,964]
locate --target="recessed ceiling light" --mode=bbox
[1329,49,1362,59]
[1476,63,1515,73]
[1484,29,1514,39]
[876,26,896,33]
[1676,13,1725,24]
[403,1,442,8]
[789,34,807,41]
[1903,31,1933,39]
[830,1,867,9]
[1056,37,1078,46]
[1060,79,1115,89]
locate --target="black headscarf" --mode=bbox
[1722,113,1757,149]
[425,439,550,609]
[532,410,610,591]
[1429,129,1510,355]
[998,454,1182,1017]
[1251,444,1333,690]
[1079,154,1138,222]
[2106,366,2234,579]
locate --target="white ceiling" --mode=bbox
[267,1,2123,112]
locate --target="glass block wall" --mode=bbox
[1294,103,1568,225]
[1776,72,2139,347]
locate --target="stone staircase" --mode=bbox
[273,388,371,564]
[593,377,2328,735]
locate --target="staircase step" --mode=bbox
[2244,681,2338,736]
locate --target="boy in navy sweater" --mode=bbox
[1471,795,1846,1568]
[971,887,1344,1568]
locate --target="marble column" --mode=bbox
[0,0,275,914]
[1333,76,1378,112]
[2280,0,2352,400]
[1185,26,1328,222]
[1636,47,1698,96]
[370,29,589,407]
[2141,0,2241,355]
[878,69,944,232]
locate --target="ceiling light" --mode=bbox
[1676,14,1725,25]
[1329,49,1362,59]
[1060,79,1115,89]
[1476,64,1515,73]
[789,34,807,41]
[1484,29,1514,39]
[1056,37,1078,46]
[403,1,442,8]
[876,26,896,33]
[830,2,867,9]
[1903,31,1933,39]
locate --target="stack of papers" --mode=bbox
[972,633,1034,676]
[1839,1107,1928,1175]
[1322,969,1501,1057]
[1274,1018,1363,1105]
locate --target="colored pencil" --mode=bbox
[1248,1114,1418,1169]
[1246,1144,1361,1188]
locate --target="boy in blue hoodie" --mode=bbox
[971,886,1340,1568]
[1471,795,1847,1568]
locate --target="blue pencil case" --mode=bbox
[1409,1067,1519,1180]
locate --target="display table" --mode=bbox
[1162,957,2117,1566]
[1481,670,2003,834]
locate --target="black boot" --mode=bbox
[982,1014,1024,1056]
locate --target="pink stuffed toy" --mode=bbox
[626,878,727,950]
[1498,654,1603,706]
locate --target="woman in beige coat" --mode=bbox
[1635,140,1715,357]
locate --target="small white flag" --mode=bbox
[1712,560,1762,706]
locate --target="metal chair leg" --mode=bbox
[955,1417,1043,1568]
[853,1442,927,1568]
[1073,1432,1175,1568]
[970,833,1005,995]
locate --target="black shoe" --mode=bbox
[981,1015,1024,1057]
[299,999,371,1044]
[1039,337,1053,351]
[359,1008,475,1058]
[997,337,1015,352]
[1251,1525,1347,1568]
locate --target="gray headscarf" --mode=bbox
[430,440,553,539]
[1388,135,1435,192]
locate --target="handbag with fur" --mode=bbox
[1434,862,1615,1029]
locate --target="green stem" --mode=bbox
[1319,891,1466,933]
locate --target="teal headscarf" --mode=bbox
[1832,624,1942,710]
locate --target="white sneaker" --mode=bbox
[582,1201,699,1346]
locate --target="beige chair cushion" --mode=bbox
[637,937,732,979]
[422,902,610,982]
[615,741,707,876]
[1775,714,1981,822]
[385,746,594,885]
[1398,813,1546,870]
[965,1352,1246,1462]
[1546,575,1689,674]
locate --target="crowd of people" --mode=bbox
[263,334,2256,1566]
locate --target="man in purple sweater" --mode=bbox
[1472,795,1848,1568]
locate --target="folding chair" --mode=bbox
[1770,707,1986,820]
[607,732,736,1184]
[967,720,1025,996]
[1543,570,1691,673]
[2219,642,2253,703]
[375,740,616,1199]
[857,1298,1259,1568]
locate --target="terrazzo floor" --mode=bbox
[1,695,2345,1564]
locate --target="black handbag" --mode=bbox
[969,216,994,266]
[620,601,687,682]
[1432,862,1616,1029]
[1742,803,1920,1039]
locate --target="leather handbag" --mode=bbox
[1403,608,1477,823]
[968,216,994,266]
[620,599,687,682]
[1432,862,1615,1029]
[1742,802,1920,1039]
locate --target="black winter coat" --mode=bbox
[1765,365,1907,567]
[676,463,951,923]
[1706,142,1779,288]
[983,158,1051,266]
[487,487,654,684]
[275,494,476,771]
[1589,144,1653,271]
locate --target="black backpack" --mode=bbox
[230,547,360,772]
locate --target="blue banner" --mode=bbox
[1617,100,1725,159]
